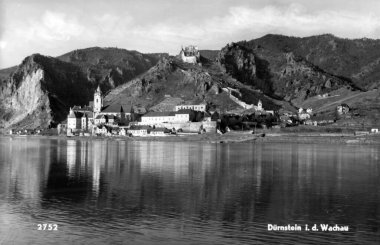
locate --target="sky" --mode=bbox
[1,0,380,68]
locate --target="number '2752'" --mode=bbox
[37,224,58,231]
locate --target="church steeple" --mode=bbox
[94,85,103,113]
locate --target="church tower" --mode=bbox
[94,85,103,114]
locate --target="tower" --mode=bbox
[94,85,103,114]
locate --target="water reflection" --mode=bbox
[0,137,379,244]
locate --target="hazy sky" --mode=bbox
[1,0,380,68]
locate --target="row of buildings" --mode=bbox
[64,85,214,136]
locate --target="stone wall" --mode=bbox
[138,121,217,133]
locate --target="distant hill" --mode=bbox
[57,47,167,91]
[241,34,380,90]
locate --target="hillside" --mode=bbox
[0,48,163,129]
[241,34,380,90]
[57,47,167,91]
[218,42,357,108]
[104,56,282,113]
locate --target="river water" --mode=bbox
[0,137,379,244]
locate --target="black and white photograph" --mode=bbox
[0,0,380,244]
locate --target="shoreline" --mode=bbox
[2,131,380,145]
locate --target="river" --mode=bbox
[0,137,379,244]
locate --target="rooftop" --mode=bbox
[101,103,133,113]
[175,109,193,114]
[142,111,175,117]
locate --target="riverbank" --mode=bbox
[3,131,380,145]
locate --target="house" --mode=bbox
[310,114,336,125]
[128,126,151,136]
[94,114,107,125]
[119,127,127,136]
[67,104,94,133]
[337,104,350,115]
[94,114,117,125]
[81,111,93,131]
[95,125,109,135]
[298,112,311,120]
[150,127,170,136]
[355,131,370,136]
[67,108,82,131]
[57,121,68,135]
[371,128,379,133]
[298,108,312,121]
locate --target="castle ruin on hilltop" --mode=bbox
[180,45,200,64]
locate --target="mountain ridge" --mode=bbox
[2,33,380,130]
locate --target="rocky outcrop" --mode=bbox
[0,54,91,128]
[219,43,257,86]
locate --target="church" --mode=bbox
[67,86,134,133]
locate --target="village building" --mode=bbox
[67,107,94,134]
[175,104,207,112]
[128,126,151,136]
[180,45,200,64]
[67,108,82,131]
[337,104,350,115]
[141,110,194,125]
[310,114,336,125]
[81,111,94,131]
[94,125,109,135]
[150,127,170,136]
[298,107,313,121]
[94,114,117,125]
[119,127,128,136]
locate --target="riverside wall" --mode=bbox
[139,121,217,133]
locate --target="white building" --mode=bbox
[67,108,81,131]
[150,128,169,136]
[141,110,193,125]
[175,104,207,112]
[128,126,151,136]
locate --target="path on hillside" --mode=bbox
[314,91,376,113]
